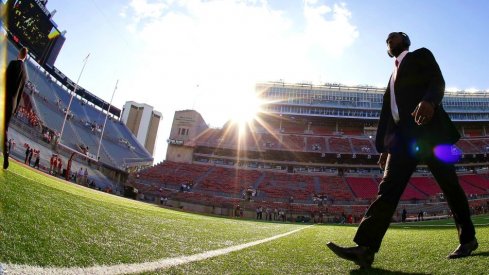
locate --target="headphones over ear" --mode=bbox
[386,32,410,57]
[398,32,411,48]
[386,32,411,47]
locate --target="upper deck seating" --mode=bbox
[306,136,326,152]
[350,138,375,154]
[467,139,489,153]
[463,128,483,137]
[281,135,305,151]
[455,140,478,154]
[327,137,352,153]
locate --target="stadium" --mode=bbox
[1,0,488,274]
[131,81,489,223]
[1,0,153,194]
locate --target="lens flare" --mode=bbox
[433,144,462,164]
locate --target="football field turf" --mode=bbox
[1,158,487,274]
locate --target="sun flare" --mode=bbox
[229,91,263,128]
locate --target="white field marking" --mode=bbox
[3,226,313,275]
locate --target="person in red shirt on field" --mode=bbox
[57,158,63,176]
[49,155,55,174]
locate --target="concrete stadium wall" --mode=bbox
[166,145,194,163]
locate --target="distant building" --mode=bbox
[121,101,162,156]
[166,110,208,163]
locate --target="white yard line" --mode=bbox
[2,226,313,275]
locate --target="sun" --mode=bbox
[229,91,262,127]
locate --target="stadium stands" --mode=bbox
[460,174,489,190]
[467,139,489,153]
[310,125,334,135]
[345,177,378,199]
[327,137,352,153]
[350,138,375,154]
[134,80,489,221]
[456,140,478,154]
[409,177,442,197]
[194,127,489,156]
[257,172,315,202]
[463,128,484,137]
[281,135,305,151]
[399,185,428,201]
[306,136,327,152]
[7,41,152,169]
[132,159,489,220]
[8,126,116,191]
[280,122,305,134]
[459,181,487,195]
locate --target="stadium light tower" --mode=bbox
[59,53,90,142]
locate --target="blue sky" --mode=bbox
[32,0,489,162]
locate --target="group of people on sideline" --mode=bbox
[24,144,40,169]
[255,207,288,222]
[49,154,63,176]
[10,139,97,190]
[76,167,89,186]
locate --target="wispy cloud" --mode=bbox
[130,0,168,20]
[120,0,359,159]
[303,1,358,56]
[123,0,358,84]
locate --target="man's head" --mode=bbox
[18,47,28,61]
[386,32,410,58]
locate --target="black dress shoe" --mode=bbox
[447,238,478,259]
[327,242,375,269]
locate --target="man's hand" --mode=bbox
[411,101,435,125]
[377,153,388,170]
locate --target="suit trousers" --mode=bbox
[3,108,14,155]
[353,150,475,252]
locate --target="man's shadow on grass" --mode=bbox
[349,252,489,275]
[472,251,489,257]
[350,268,428,275]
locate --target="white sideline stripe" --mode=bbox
[2,226,313,275]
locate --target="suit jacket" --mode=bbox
[5,59,28,118]
[375,48,460,153]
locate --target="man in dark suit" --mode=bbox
[3,47,29,169]
[326,32,477,268]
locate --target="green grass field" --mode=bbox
[1,157,488,274]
